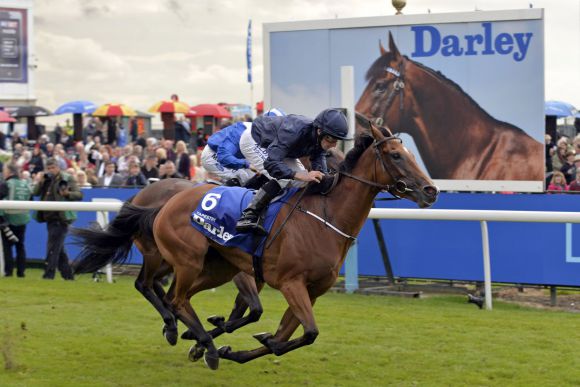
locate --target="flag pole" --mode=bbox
[246,19,254,119]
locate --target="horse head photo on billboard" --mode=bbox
[355,32,544,181]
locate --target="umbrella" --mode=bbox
[186,104,232,118]
[148,100,190,114]
[0,111,15,123]
[54,100,97,115]
[54,100,97,141]
[10,105,51,118]
[545,100,577,117]
[10,105,52,140]
[93,103,137,117]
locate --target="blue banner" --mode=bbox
[246,19,252,83]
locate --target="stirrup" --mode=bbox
[236,217,268,236]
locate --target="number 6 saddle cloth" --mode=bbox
[190,186,298,257]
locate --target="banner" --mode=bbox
[246,19,252,83]
[265,10,545,192]
[0,7,27,83]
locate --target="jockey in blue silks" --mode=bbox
[236,108,350,235]
[201,108,286,186]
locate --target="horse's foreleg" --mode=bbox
[207,273,264,338]
[219,284,318,364]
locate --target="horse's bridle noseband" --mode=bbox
[339,127,414,199]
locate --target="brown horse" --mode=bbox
[136,123,438,369]
[72,179,263,349]
[355,32,544,181]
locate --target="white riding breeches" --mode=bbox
[200,145,254,184]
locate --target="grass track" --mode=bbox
[1,270,579,386]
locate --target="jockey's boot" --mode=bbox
[236,179,282,235]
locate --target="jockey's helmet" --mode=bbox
[314,108,351,140]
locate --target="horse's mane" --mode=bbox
[366,53,527,133]
[339,133,377,173]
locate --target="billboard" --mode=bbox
[0,7,27,83]
[264,10,545,192]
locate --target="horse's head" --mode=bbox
[364,119,438,208]
[355,32,414,136]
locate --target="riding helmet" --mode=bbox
[313,108,351,140]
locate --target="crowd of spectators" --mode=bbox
[0,117,214,190]
[545,133,580,192]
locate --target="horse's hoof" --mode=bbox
[207,315,225,328]
[163,325,178,346]
[188,344,205,362]
[253,332,273,346]
[218,345,232,358]
[181,329,196,340]
[204,351,220,370]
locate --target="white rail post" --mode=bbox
[480,221,493,310]
[93,198,123,283]
[341,65,358,293]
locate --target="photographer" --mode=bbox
[33,158,83,280]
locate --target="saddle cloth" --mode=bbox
[190,186,298,257]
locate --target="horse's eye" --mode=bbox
[374,81,388,93]
[391,152,401,160]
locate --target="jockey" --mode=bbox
[201,108,286,186]
[236,108,350,235]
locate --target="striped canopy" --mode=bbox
[148,100,190,114]
[93,103,137,117]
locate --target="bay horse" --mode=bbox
[355,32,544,181]
[136,122,438,369]
[72,178,264,349]
[72,148,347,349]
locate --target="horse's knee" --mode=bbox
[248,306,263,322]
[134,279,144,293]
[304,328,319,345]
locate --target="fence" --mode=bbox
[1,199,580,310]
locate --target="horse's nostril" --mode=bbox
[423,185,438,197]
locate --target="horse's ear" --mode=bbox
[388,31,401,59]
[379,39,386,56]
[369,121,386,141]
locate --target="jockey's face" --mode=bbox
[320,134,339,151]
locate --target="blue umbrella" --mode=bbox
[545,100,577,117]
[54,100,97,141]
[54,100,97,115]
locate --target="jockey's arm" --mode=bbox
[309,151,328,174]
[216,140,249,170]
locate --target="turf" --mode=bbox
[1,270,579,386]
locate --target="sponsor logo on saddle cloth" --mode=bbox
[190,186,298,256]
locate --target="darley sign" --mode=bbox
[411,23,533,62]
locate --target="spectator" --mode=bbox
[124,162,148,187]
[568,169,580,192]
[85,168,98,186]
[29,145,45,176]
[547,171,568,192]
[155,147,167,166]
[551,137,569,171]
[0,163,32,277]
[32,158,82,280]
[160,160,183,179]
[163,140,176,162]
[175,117,191,144]
[141,155,159,180]
[545,134,555,172]
[76,170,92,189]
[560,150,576,184]
[98,161,124,187]
[175,140,191,179]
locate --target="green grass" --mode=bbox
[1,269,579,387]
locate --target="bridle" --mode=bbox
[372,57,406,123]
[339,124,414,199]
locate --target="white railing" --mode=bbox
[1,201,579,310]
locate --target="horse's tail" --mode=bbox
[71,201,161,274]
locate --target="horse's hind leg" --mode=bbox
[133,240,178,345]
